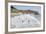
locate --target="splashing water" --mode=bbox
[11,14,41,28]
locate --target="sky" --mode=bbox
[12,5,41,14]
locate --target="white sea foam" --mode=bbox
[11,14,41,28]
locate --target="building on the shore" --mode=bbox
[15,10,32,14]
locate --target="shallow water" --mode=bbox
[10,14,41,28]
